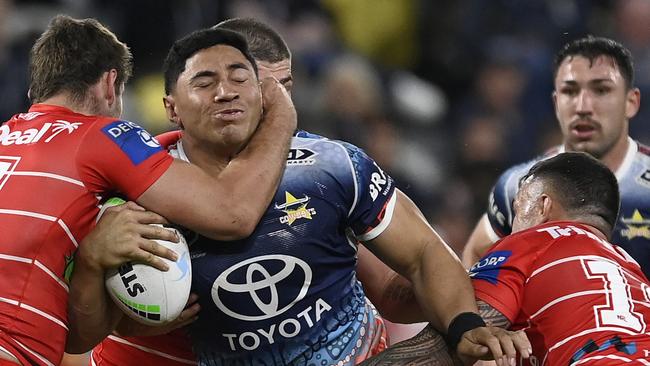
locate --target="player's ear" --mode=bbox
[163,95,183,129]
[551,91,560,121]
[104,69,119,107]
[539,194,553,222]
[625,87,641,120]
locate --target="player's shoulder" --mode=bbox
[616,139,650,192]
[291,132,370,165]
[492,221,575,255]
[636,140,650,158]
[496,148,558,190]
[630,139,650,171]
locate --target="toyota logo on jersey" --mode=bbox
[212,255,312,321]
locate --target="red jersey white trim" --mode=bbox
[0,104,174,365]
[13,338,54,366]
[102,336,196,365]
[7,171,85,187]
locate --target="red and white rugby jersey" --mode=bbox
[471,221,650,365]
[90,131,196,366]
[0,104,172,366]
[90,330,196,366]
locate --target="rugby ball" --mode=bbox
[100,198,192,325]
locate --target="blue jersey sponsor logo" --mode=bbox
[469,250,512,284]
[102,120,161,165]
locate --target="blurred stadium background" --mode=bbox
[2,0,650,257]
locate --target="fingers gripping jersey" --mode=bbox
[471,221,650,365]
[486,139,650,279]
[188,135,392,365]
[0,104,172,365]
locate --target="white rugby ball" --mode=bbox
[100,199,192,325]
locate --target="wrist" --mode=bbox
[76,244,104,274]
[445,312,486,351]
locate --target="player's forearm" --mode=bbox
[359,325,462,366]
[412,243,480,332]
[66,252,122,353]
[215,95,296,236]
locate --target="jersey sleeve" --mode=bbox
[486,165,526,238]
[469,234,541,323]
[77,119,173,200]
[156,130,182,148]
[340,142,396,241]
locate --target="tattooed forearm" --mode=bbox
[477,300,511,329]
[359,325,462,366]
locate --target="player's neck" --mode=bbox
[180,139,231,178]
[39,93,96,116]
[598,135,630,173]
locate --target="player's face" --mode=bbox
[512,177,546,233]
[170,44,262,152]
[257,59,293,94]
[553,55,639,159]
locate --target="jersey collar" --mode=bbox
[556,137,637,182]
[614,137,637,181]
[175,140,191,163]
[29,103,80,115]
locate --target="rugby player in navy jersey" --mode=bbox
[88,27,530,366]
[461,36,650,279]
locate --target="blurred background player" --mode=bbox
[462,36,650,279]
[363,152,650,365]
[91,26,528,366]
[0,14,296,366]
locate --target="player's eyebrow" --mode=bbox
[561,78,614,86]
[228,62,252,72]
[189,70,216,82]
[188,62,253,84]
[278,75,293,85]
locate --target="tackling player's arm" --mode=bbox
[462,215,498,268]
[358,301,518,366]
[138,78,296,240]
[363,190,528,364]
[356,245,424,323]
[66,202,179,353]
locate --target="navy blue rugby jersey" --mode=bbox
[170,134,393,365]
[486,138,650,278]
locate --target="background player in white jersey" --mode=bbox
[0,14,296,366]
[461,36,650,279]
[363,152,650,365]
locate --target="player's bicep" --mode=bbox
[364,190,453,278]
[470,248,527,322]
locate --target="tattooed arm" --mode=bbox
[477,300,511,328]
[359,324,462,366]
[359,300,529,365]
[356,244,424,323]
